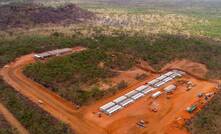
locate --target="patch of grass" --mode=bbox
[0,79,73,134]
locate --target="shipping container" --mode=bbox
[164,85,176,93]
[152,91,162,99]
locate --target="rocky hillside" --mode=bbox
[0,3,94,30]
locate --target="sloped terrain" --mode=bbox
[0,3,94,30]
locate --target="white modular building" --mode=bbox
[164,84,176,93]
[113,96,127,104]
[164,71,174,77]
[131,92,144,100]
[119,98,134,107]
[34,48,72,59]
[125,90,139,98]
[148,79,160,86]
[152,91,162,99]
[162,77,173,83]
[142,88,153,94]
[135,85,149,92]
[156,75,168,81]
[99,102,116,112]
[105,104,122,115]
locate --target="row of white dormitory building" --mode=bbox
[99,70,185,116]
[34,48,72,59]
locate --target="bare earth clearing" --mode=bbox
[0,49,217,134]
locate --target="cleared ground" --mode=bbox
[0,50,217,134]
[81,71,216,134]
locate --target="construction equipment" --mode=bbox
[186,105,197,113]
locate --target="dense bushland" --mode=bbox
[0,79,73,134]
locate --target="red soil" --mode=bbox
[0,49,217,134]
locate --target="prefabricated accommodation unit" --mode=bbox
[152,91,162,99]
[125,90,139,98]
[156,75,168,81]
[164,84,176,93]
[34,48,72,59]
[148,79,160,86]
[153,81,165,88]
[142,87,155,95]
[164,71,174,77]
[131,92,144,100]
[99,102,116,112]
[135,85,149,92]
[162,77,173,83]
[113,96,127,104]
[119,98,134,107]
[105,104,122,115]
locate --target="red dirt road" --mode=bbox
[0,48,106,134]
[0,103,29,134]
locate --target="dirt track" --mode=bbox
[0,49,217,134]
[0,103,29,134]
[0,49,106,134]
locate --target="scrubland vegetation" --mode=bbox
[0,79,73,134]
[20,34,221,105]
[186,91,221,134]
[0,114,17,134]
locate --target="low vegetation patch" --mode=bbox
[186,91,221,134]
[0,79,73,134]
[0,114,17,134]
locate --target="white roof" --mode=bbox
[125,90,138,97]
[164,85,176,91]
[152,91,162,98]
[135,85,148,92]
[119,98,134,107]
[164,71,174,76]
[156,75,168,81]
[113,96,127,104]
[100,102,115,111]
[35,48,72,58]
[106,105,122,115]
[148,79,159,85]
[142,88,154,94]
[162,77,173,82]
[131,92,144,100]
